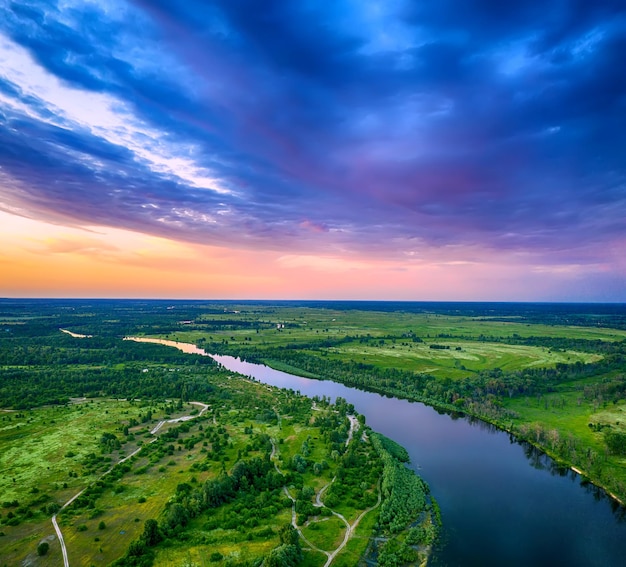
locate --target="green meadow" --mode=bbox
[321,340,600,378]
[0,352,434,567]
[159,304,626,503]
[2,300,626,565]
[0,399,212,565]
[166,308,620,380]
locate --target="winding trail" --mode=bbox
[325,478,382,567]
[269,413,377,567]
[270,439,331,560]
[56,333,376,567]
[345,415,360,446]
[50,400,208,567]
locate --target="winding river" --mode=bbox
[127,338,626,566]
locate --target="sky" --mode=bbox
[0,0,625,301]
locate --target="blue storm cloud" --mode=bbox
[0,0,625,259]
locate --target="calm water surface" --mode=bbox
[130,339,626,566]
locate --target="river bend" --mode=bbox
[126,337,626,567]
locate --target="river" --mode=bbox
[127,338,626,566]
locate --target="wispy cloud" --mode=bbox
[1,0,625,298]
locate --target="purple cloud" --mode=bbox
[0,0,624,272]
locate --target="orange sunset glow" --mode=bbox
[2,210,615,301]
[0,0,625,301]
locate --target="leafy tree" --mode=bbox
[279,524,300,548]
[605,431,626,455]
[290,454,307,473]
[265,544,301,567]
[37,542,49,556]
[142,519,162,546]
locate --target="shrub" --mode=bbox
[37,542,49,556]
[605,431,626,455]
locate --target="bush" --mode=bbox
[98,521,106,530]
[605,431,626,455]
[37,542,49,556]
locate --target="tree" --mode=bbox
[164,503,189,531]
[265,544,301,567]
[37,542,49,556]
[279,523,300,548]
[142,519,162,546]
[605,431,626,455]
[291,454,307,473]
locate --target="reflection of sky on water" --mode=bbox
[210,353,626,567]
[131,339,626,566]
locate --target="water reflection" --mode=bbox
[464,415,501,433]
[127,338,626,567]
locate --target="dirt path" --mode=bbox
[271,439,331,560]
[51,401,208,566]
[51,513,69,567]
[315,480,333,507]
[324,478,382,567]
[59,329,92,338]
[346,415,359,446]
[270,414,377,567]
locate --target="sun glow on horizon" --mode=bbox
[1,209,616,302]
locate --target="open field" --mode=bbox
[0,399,216,565]
[161,307,621,380]
[166,307,626,346]
[321,340,601,378]
[151,303,626,503]
[0,328,434,567]
[2,299,626,564]
[0,399,159,502]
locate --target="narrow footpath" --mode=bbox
[51,401,208,567]
[270,412,380,567]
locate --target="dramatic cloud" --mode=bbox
[0,0,625,298]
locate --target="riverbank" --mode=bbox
[124,336,439,565]
[243,351,626,509]
[131,336,626,508]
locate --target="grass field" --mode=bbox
[167,308,626,347]
[1,358,430,567]
[164,308,619,381]
[322,340,600,378]
[301,515,346,551]
[158,304,626,504]
[0,399,215,565]
[0,399,158,503]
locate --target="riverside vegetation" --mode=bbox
[0,300,439,567]
[112,299,626,504]
[2,299,626,564]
